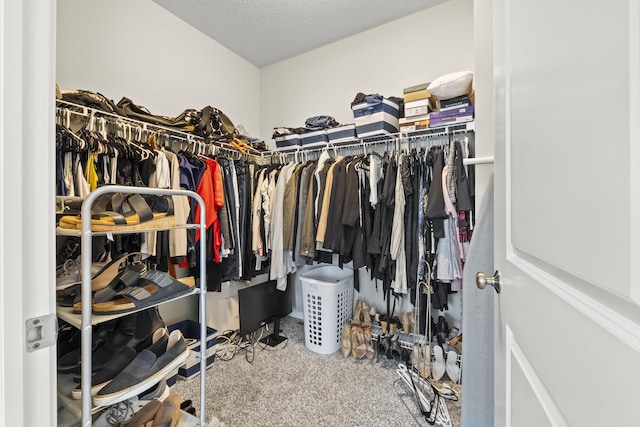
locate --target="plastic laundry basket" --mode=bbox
[300,266,354,354]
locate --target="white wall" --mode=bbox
[260,0,475,330]
[260,0,474,143]
[56,0,261,138]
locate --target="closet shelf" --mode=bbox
[55,223,199,237]
[57,286,199,329]
[264,120,475,155]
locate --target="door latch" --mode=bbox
[25,314,57,352]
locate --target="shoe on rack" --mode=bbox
[341,322,352,358]
[152,393,181,427]
[92,380,170,427]
[56,255,112,291]
[402,311,415,335]
[446,350,461,383]
[71,327,168,399]
[436,316,450,346]
[94,262,148,303]
[432,345,446,381]
[93,329,190,407]
[73,307,165,376]
[58,319,120,374]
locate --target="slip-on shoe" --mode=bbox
[72,328,168,399]
[93,329,189,407]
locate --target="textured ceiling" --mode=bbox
[153,0,445,67]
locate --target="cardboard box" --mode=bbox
[274,134,301,149]
[300,129,328,147]
[429,114,474,127]
[429,105,474,121]
[403,82,430,94]
[404,105,431,118]
[352,98,400,138]
[327,124,356,144]
[399,115,430,132]
[403,89,432,102]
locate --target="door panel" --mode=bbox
[507,0,633,299]
[510,353,554,427]
[493,0,640,426]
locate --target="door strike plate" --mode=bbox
[25,314,58,353]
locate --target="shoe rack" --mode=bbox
[55,185,209,427]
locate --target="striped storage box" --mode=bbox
[274,134,301,149]
[300,129,328,147]
[352,98,400,138]
[327,124,357,144]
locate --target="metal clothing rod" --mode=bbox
[56,100,265,161]
[463,156,494,165]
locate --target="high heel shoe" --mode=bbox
[436,316,450,346]
[363,328,375,360]
[90,252,135,291]
[352,301,363,327]
[360,301,372,328]
[351,326,366,359]
[341,322,352,358]
[402,311,415,334]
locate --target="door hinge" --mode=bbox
[25,314,58,352]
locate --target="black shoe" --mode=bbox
[436,316,450,347]
[58,319,119,374]
[73,307,165,376]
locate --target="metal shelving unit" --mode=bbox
[56,185,208,427]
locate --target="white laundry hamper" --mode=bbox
[300,266,354,354]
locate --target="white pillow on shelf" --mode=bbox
[427,71,473,100]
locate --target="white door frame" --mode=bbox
[0,0,57,426]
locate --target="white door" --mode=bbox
[490,0,640,426]
[0,1,57,426]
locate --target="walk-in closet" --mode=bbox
[4,0,638,426]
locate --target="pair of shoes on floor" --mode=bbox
[351,300,372,328]
[431,345,461,383]
[58,307,165,375]
[341,322,374,360]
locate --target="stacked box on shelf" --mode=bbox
[399,115,430,133]
[402,83,436,132]
[352,98,400,138]
[327,124,357,144]
[300,129,328,147]
[429,105,474,127]
[274,134,301,149]
[168,320,217,380]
